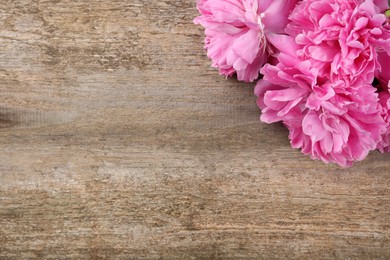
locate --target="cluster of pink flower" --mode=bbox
[194,0,390,167]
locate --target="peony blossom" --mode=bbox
[377,48,390,88]
[194,0,297,82]
[255,33,387,167]
[285,0,390,86]
[376,50,390,152]
[377,90,390,152]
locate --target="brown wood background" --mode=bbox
[0,1,389,259]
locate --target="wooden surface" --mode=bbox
[0,1,389,259]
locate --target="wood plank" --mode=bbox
[0,0,389,258]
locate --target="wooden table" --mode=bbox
[1,1,389,258]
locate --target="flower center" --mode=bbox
[257,13,266,30]
[257,13,268,53]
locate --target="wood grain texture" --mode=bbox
[0,0,389,259]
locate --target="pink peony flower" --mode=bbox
[194,0,297,82]
[286,0,390,86]
[377,48,390,88]
[376,50,390,152]
[255,34,387,167]
[377,90,390,152]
